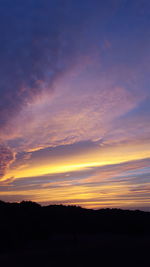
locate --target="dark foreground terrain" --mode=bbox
[0,200,150,267]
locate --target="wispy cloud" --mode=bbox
[0,1,150,209]
[1,158,150,210]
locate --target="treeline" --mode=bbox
[0,200,150,252]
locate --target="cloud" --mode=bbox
[0,1,81,131]
[1,0,148,151]
[0,144,16,179]
[2,157,150,190]
[0,156,150,209]
[0,0,149,154]
[0,0,118,133]
[0,0,150,212]
[3,72,143,153]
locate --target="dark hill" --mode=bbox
[0,200,150,266]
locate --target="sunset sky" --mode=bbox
[0,0,150,210]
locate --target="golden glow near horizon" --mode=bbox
[3,141,150,182]
[1,113,150,210]
[1,137,149,210]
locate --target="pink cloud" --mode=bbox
[0,144,16,179]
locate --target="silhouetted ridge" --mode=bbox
[0,200,150,254]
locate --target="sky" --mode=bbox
[0,0,150,210]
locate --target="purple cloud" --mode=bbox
[0,144,15,179]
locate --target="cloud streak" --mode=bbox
[1,157,150,210]
[0,144,15,179]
